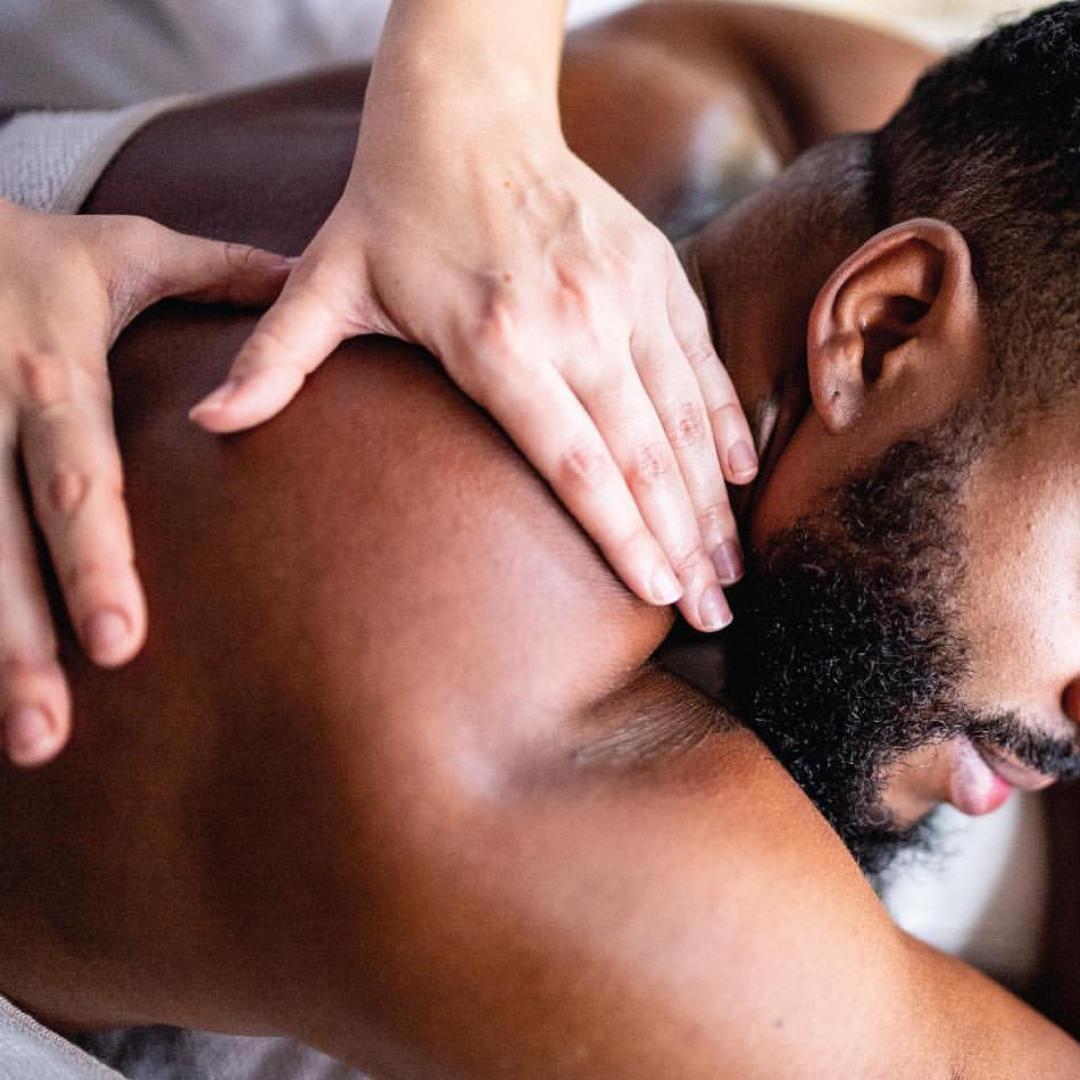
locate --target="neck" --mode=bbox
[685,135,880,533]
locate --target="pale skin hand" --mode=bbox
[190,0,757,633]
[0,197,291,767]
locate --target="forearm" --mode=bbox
[368,0,569,126]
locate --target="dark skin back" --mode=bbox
[3,5,1076,1075]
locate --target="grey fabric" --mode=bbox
[0,96,191,212]
[0,995,123,1080]
[0,1,391,111]
[0,0,636,112]
[74,1027,371,1080]
[0,995,372,1080]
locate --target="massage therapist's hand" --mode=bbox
[191,2,758,635]
[0,197,291,766]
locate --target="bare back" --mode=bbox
[0,26,733,1046]
[4,12,1069,1078]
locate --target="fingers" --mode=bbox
[18,359,147,673]
[0,441,72,767]
[0,209,285,768]
[188,270,350,433]
[666,264,758,487]
[483,367,684,611]
[147,226,294,308]
[97,217,293,336]
[630,317,743,594]
[482,350,730,633]
[442,255,751,633]
[571,346,733,634]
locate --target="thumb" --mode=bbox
[188,274,353,433]
[147,226,295,307]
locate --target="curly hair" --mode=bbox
[874,1,1080,431]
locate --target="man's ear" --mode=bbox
[806,218,984,434]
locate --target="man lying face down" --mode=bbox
[7,2,1080,1076]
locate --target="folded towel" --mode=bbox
[0,95,191,214]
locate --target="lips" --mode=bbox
[973,741,1059,793]
[947,736,1058,816]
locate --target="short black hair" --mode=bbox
[874,1,1080,429]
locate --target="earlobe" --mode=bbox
[806,218,982,435]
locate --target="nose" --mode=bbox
[1062,679,1080,726]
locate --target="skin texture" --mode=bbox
[5,5,1079,1076]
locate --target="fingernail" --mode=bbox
[698,585,733,632]
[6,706,54,765]
[651,565,683,606]
[84,608,131,661]
[728,440,758,478]
[712,541,744,585]
[190,379,240,416]
[252,249,296,271]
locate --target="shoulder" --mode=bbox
[585,1,936,147]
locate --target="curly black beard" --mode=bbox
[724,410,1080,878]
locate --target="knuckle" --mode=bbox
[552,265,601,319]
[46,467,92,517]
[225,241,281,281]
[682,332,717,370]
[112,214,162,257]
[708,398,744,425]
[619,225,656,262]
[225,241,257,270]
[459,301,536,395]
[697,500,733,540]
[628,440,671,491]
[472,298,521,363]
[663,401,706,451]
[567,358,621,405]
[0,648,57,684]
[669,543,705,580]
[16,349,70,410]
[628,232,666,278]
[558,443,611,493]
[40,460,123,523]
[609,523,653,565]
[233,323,298,378]
[62,556,110,594]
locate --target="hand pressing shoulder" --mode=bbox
[0,197,290,767]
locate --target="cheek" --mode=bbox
[959,474,1080,713]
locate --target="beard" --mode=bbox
[724,412,1080,878]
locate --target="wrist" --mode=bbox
[368,1,565,132]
